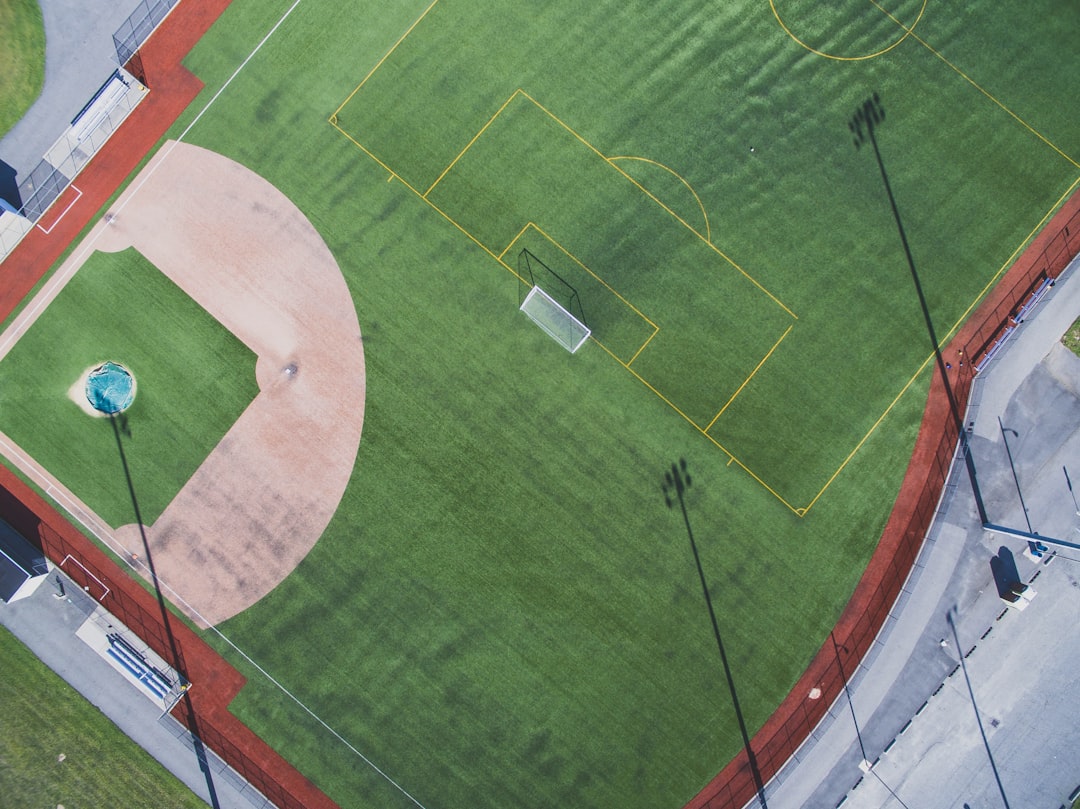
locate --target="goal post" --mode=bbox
[517,247,591,353]
[520,285,591,353]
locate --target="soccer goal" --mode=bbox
[520,285,591,353]
[517,247,591,353]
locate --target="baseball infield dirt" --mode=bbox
[94,140,366,627]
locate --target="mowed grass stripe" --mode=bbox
[217,197,763,808]
[425,92,795,430]
[0,0,44,137]
[0,625,206,807]
[18,1,1076,808]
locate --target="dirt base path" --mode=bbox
[99,140,364,627]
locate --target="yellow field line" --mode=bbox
[869,0,1080,170]
[608,155,711,242]
[770,0,926,62]
[498,222,536,261]
[801,351,935,515]
[333,86,807,510]
[626,325,660,367]
[518,90,798,321]
[425,90,523,197]
[329,119,429,198]
[591,339,804,514]
[332,0,442,119]
[796,179,1080,517]
[500,221,661,365]
[934,177,1080,348]
[705,324,793,432]
[526,222,659,328]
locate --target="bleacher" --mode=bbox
[106,632,174,701]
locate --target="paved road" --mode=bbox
[0,0,141,185]
[764,257,1080,809]
[0,571,274,809]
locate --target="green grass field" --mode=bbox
[1064,316,1080,357]
[0,247,257,527]
[0,0,44,138]
[4,1,1080,807]
[0,625,206,807]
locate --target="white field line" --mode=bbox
[35,185,84,234]
[0,2,434,806]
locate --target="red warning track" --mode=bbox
[5,1,1080,807]
[686,185,1080,808]
[0,2,342,808]
[0,0,212,321]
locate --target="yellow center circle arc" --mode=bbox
[770,0,928,61]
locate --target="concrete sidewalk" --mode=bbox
[0,0,142,184]
[0,572,273,809]
[762,257,1080,808]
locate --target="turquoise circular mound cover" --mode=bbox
[85,361,135,414]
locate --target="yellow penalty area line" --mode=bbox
[592,338,804,515]
[705,324,793,432]
[801,350,935,515]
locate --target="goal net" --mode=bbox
[517,247,591,353]
[519,285,591,353]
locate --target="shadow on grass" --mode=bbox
[109,412,221,809]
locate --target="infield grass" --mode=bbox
[7,0,1080,808]
[0,624,205,808]
[0,247,258,527]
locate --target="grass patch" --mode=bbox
[0,0,44,137]
[8,0,1079,807]
[1063,316,1080,357]
[0,248,257,527]
[174,0,1080,805]
[0,624,205,807]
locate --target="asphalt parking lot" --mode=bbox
[767,256,1080,809]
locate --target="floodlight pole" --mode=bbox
[662,459,769,808]
[1065,466,1080,515]
[849,93,988,525]
[109,414,222,808]
[830,632,869,767]
[998,418,1033,534]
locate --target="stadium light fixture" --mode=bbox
[830,632,871,770]
[947,607,1012,809]
[661,458,769,808]
[108,414,221,806]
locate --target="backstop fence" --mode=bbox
[689,199,1080,809]
[0,0,177,264]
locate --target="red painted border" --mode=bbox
[687,186,1080,808]
[0,2,342,807]
[5,2,1080,806]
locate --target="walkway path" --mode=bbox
[763,256,1080,808]
[0,571,273,808]
[0,0,142,181]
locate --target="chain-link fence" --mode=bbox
[0,68,147,263]
[114,0,181,67]
[690,202,1080,809]
[13,479,339,809]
